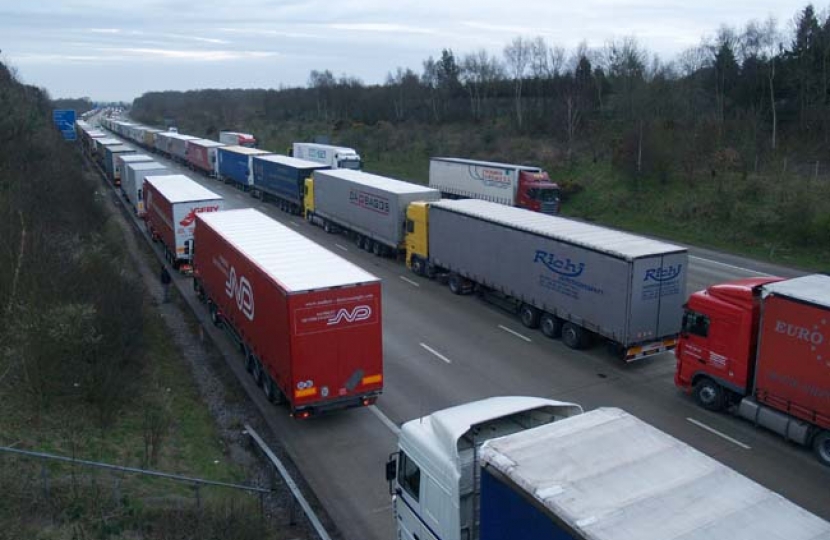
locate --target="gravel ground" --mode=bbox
[96,166,336,540]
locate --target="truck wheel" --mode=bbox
[245,353,255,374]
[411,258,425,277]
[209,303,222,327]
[252,358,264,386]
[323,221,332,233]
[813,431,830,467]
[540,313,562,338]
[448,274,463,295]
[263,376,276,403]
[561,322,586,349]
[519,304,541,329]
[305,211,312,222]
[693,378,726,412]
[364,239,374,253]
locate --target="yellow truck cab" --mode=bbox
[405,201,431,275]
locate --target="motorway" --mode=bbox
[99,129,829,539]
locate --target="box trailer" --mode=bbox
[676,274,830,465]
[168,134,199,163]
[217,146,272,189]
[192,208,383,417]
[93,137,122,163]
[140,127,162,149]
[429,157,560,214]
[251,155,329,214]
[292,142,361,170]
[305,169,441,255]
[117,153,154,188]
[406,199,687,360]
[122,161,167,215]
[103,144,135,184]
[186,138,225,177]
[144,174,223,270]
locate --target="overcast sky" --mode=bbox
[0,0,815,102]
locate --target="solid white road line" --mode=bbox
[399,276,420,287]
[419,342,452,364]
[687,417,752,449]
[689,255,772,277]
[498,324,532,342]
[290,221,300,228]
[369,405,400,436]
[335,243,349,252]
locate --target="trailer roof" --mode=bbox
[219,145,272,156]
[97,138,122,145]
[481,408,830,540]
[295,142,357,153]
[188,138,225,148]
[763,274,830,308]
[431,156,542,172]
[120,154,153,162]
[125,161,166,171]
[254,154,330,170]
[167,133,199,141]
[145,175,222,203]
[198,209,379,292]
[431,199,685,260]
[106,145,134,153]
[318,169,440,195]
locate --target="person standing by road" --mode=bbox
[160,264,172,303]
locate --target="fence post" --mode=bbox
[194,483,201,512]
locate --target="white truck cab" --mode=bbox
[292,142,362,170]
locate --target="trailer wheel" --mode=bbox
[208,302,222,327]
[448,274,464,295]
[540,313,562,338]
[519,304,541,329]
[813,431,830,467]
[561,322,587,349]
[252,358,264,386]
[693,378,726,412]
[323,221,332,233]
[263,376,277,403]
[411,257,425,277]
[372,242,384,257]
[245,353,255,374]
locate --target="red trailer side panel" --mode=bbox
[145,180,175,249]
[188,143,211,173]
[755,294,830,429]
[193,209,383,414]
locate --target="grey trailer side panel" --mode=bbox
[428,206,682,345]
[629,252,687,341]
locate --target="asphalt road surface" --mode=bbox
[97,125,830,540]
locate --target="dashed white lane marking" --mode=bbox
[687,417,751,449]
[399,276,420,287]
[419,342,452,364]
[289,222,300,228]
[689,255,772,277]
[369,405,400,436]
[335,244,349,252]
[498,324,532,342]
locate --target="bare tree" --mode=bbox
[504,37,531,128]
[761,17,781,149]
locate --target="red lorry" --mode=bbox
[143,174,224,272]
[192,208,383,417]
[675,274,830,465]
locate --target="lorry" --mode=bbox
[219,131,257,148]
[93,137,122,164]
[292,142,362,170]
[251,154,329,214]
[168,133,199,164]
[405,199,687,360]
[304,169,441,257]
[192,208,383,417]
[387,397,830,540]
[139,127,162,150]
[186,138,225,177]
[429,157,560,214]
[217,145,272,189]
[117,153,154,187]
[153,131,176,156]
[103,144,135,185]
[675,273,830,466]
[122,161,168,215]
[143,174,224,271]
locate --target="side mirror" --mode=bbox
[385,456,397,482]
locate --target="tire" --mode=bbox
[252,358,263,386]
[693,378,726,412]
[448,274,463,295]
[411,257,425,276]
[323,221,332,233]
[245,353,255,374]
[519,304,541,329]
[306,211,312,222]
[209,303,222,327]
[263,376,276,403]
[540,313,562,338]
[561,322,586,349]
[812,431,830,467]
[372,241,384,256]
[363,239,374,253]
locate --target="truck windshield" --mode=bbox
[529,188,559,202]
[339,159,361,170]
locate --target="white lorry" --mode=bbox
[292,142,361,170]
[386,397,830,540]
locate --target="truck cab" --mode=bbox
[516,171,560,214]
[386,397,582,540]
[675,277,782,410]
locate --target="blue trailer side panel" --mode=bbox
[217,148,251,187]
[480,467,576,540]
[252,157,324,206]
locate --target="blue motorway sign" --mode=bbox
[52,109,77,141]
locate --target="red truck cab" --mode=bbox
[516,171,560,214]
[675,277,783,408]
